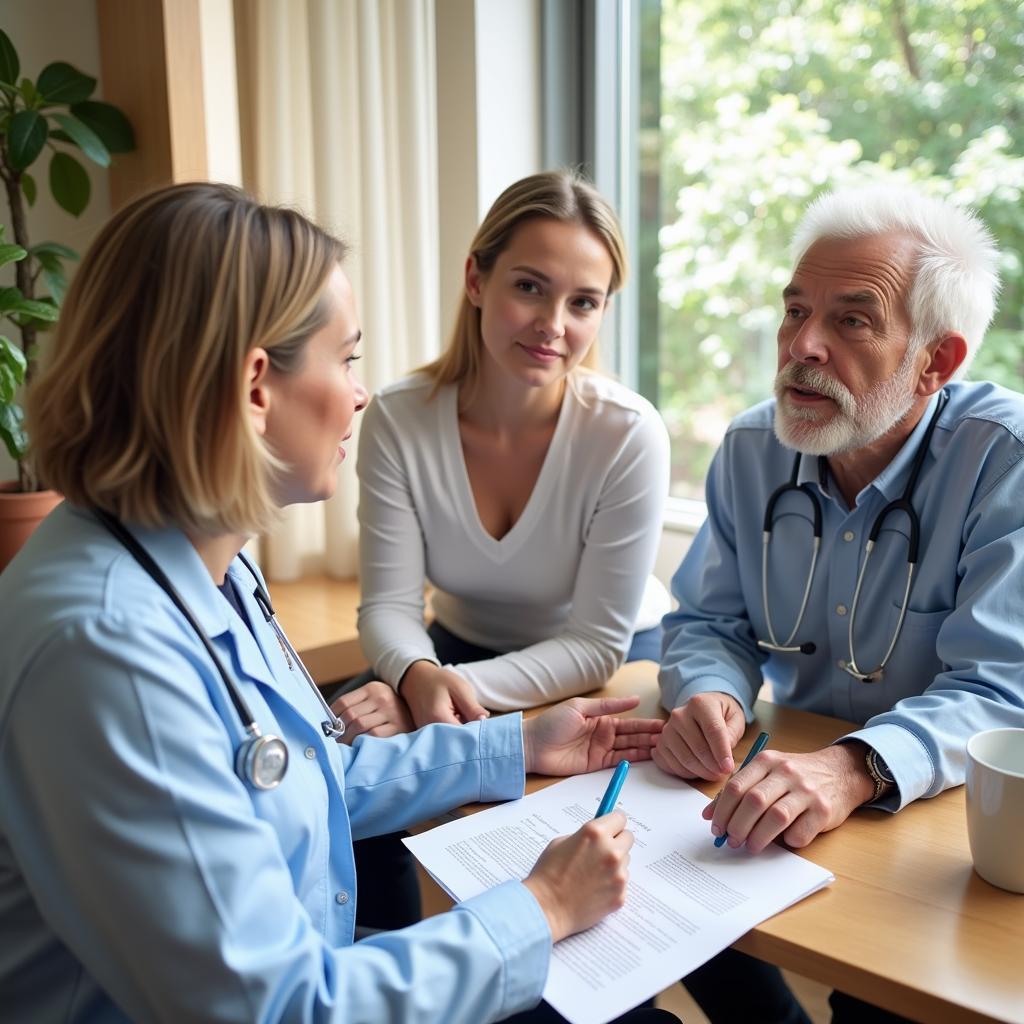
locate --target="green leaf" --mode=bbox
[21,171,36,206]
[0,403,28,461]
[0,335,28,380]
[36,62,95,105]
[71,100,134,153]
[0,30,19,86]
[30,241,78,261]
[11,298,60,322]
[41,265,67,306]
[7,110,48,170]
[0,287,24,313]
[51,113,110,167]
[0,362,17,403]
[49,150,90,216]
[48,129,73,144]
[0,244,27,269]
[19,76,38,106]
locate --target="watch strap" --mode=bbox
[864,747,894,803]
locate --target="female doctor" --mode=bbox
[0,183,677,1024]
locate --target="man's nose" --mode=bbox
[787,316,829,364]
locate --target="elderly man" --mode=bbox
[657,185,1024,1024]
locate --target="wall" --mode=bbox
[0,0,112,483]
[435,0,542,349]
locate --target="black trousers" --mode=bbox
[683,947,915,1024]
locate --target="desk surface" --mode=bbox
[521,664,1023,1024]
[269,575,367,684]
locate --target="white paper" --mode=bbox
[404,761,834,1024]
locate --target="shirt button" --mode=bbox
[843,530,855,542]
[335,890,349,905]
[836,604,848,616]
[304,746,317,760]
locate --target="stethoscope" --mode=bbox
[757,389,948,683]
[96,510,345,790]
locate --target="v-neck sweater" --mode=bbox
[356,371,670,710]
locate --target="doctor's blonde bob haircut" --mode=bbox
[28,181,346,535]
[421,169,627,393]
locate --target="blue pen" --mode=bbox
[595,760,630,818]
[713,730,770,847]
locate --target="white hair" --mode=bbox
[791,185,1001,377]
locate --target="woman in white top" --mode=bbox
[338,170,670,738]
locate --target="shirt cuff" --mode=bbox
[476,713,526,804]
[839,723,935,811]
[455,880,551,1016]
[381,651,441,691]
[657,671,755,722]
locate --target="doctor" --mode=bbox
[656,184,1024,1024]
[0,182,676,1024]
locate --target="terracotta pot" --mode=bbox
[0,483,62,572]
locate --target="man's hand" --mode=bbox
[522,695,664,776]
[330,681,415,743]
[653,691,747,781]
[523,812,633,941]
[705,742,876,853]
[398,661,490,727]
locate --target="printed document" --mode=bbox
[404,761,834,1024]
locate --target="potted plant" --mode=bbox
[0,28,133,569]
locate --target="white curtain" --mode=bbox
[234,0,441,581]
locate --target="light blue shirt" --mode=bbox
[660,382,1024,811]
[0,504,550,1023]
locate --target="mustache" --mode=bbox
[774,363,855,415]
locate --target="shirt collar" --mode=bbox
[114,520,234,638]
[792,390,943,504]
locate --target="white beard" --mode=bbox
[773,352,918,456]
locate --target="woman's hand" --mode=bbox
[398,661,490,727]
[523,812,633,941]
[331,681,415,743]
[522,695,664,776]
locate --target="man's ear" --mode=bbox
[244,347,271,436]
[464,255,485,308]
[917,332,967,396]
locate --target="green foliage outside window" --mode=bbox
[650,0,1024,498]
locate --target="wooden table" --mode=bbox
[269,575,368,685]
[521,663,1023,1024]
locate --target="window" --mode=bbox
[587,0,1024,505]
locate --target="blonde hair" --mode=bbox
[421,169,627,392]
[27,182,346,535]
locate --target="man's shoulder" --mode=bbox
[724,397,778,437]
[943,381,1024,448]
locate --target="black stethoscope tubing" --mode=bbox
[95,510,344,789]
[757,388,949,681]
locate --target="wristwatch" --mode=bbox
[864,747,896,803]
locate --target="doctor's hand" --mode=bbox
[398,661,490,728]
[523,695,664,777]
[331,681,415,743]
[705,742,876,853]
[653,691,746,781]
[523,811,633,942]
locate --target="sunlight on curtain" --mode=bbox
[234,0,440,581]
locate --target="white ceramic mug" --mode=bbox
[965,728,1024,894]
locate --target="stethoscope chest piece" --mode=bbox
[237,731,290,791]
